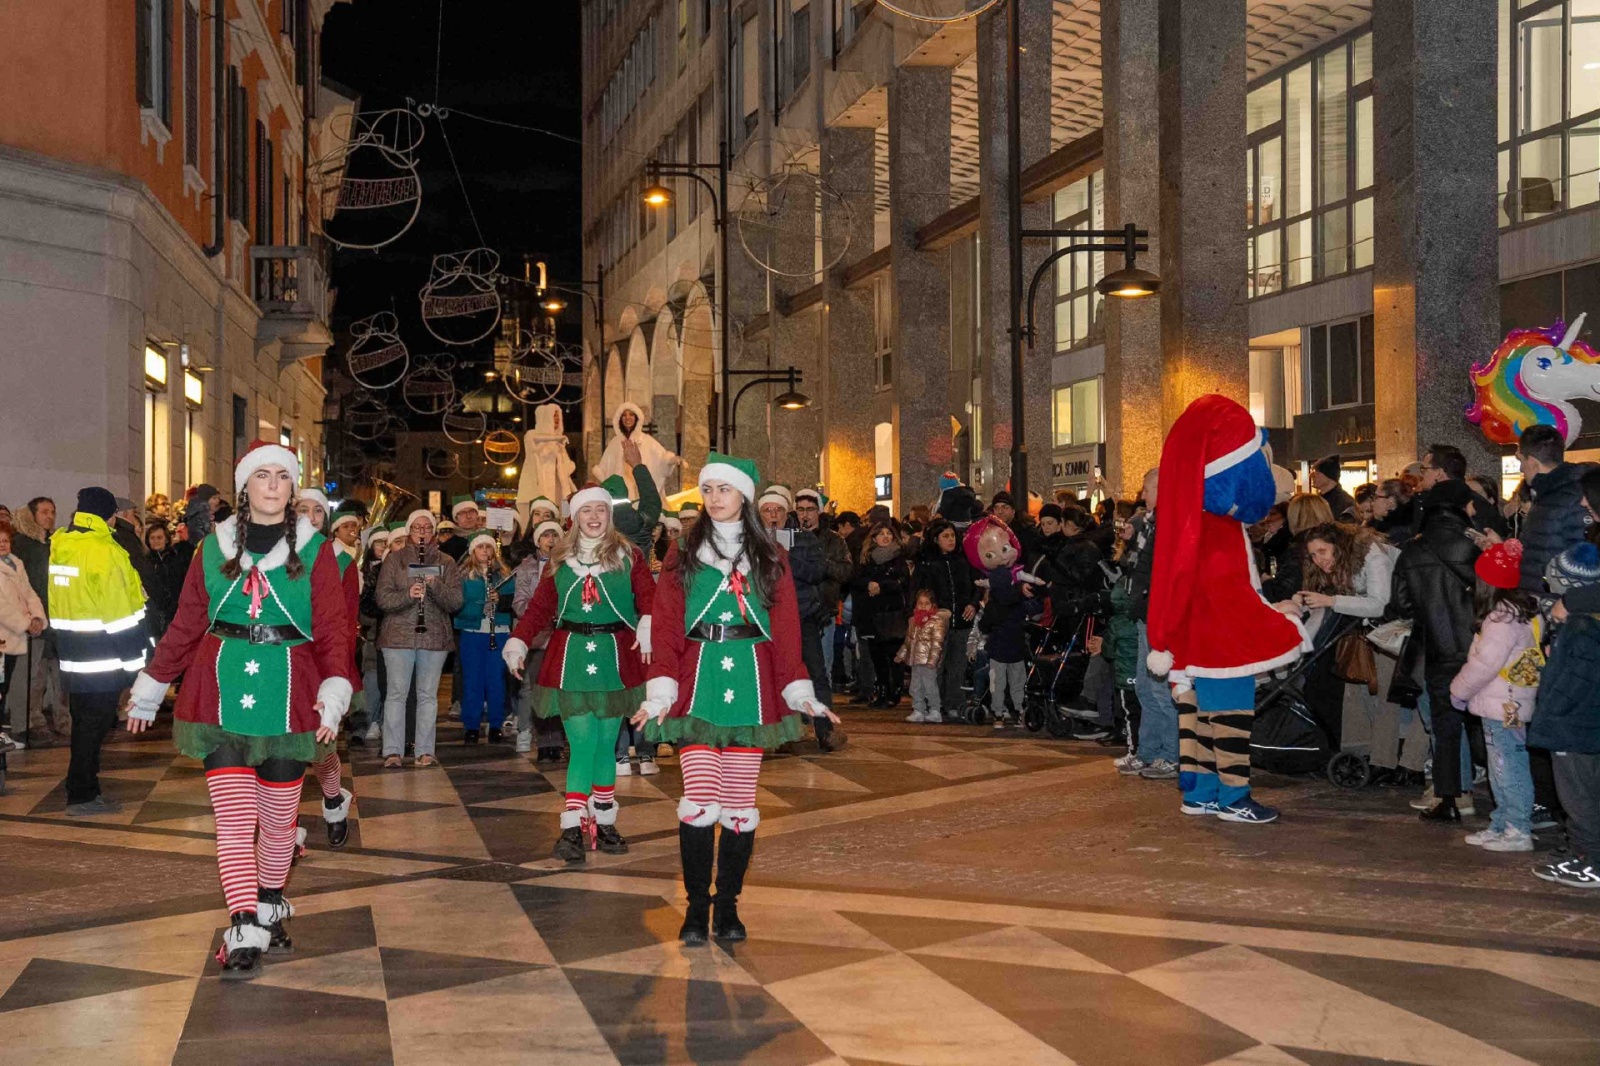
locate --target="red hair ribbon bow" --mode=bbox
[242,568,269,620]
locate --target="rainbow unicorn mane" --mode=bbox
[1467,318,1599,445]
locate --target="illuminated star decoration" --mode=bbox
[721,656,735,671]
[244,660,261,676]
[240,694,256,709]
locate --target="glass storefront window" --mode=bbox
[1320,208,1348,278]
[1053,378,1103,448]
[1053,170,1105,351]
[1248,81,1282,136]
[1571,121,1600,208]
[1519,134,1565,215]
[1318,49,1348,204]
[1285,64,1313,218]
[1503,1,1600,227]
[1520,12,1564,134]
[1287,218,1312,288]
[1352,196,1373,270]
[1574,1,1600,117]
[1355,95,1373,191]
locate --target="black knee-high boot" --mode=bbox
[712,828,756,941]
[678,823,715,946]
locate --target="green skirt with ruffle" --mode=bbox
[644,711,806,752]
[175,720,318,766]
[531,684,645,721]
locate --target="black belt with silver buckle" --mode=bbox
[689,622,764,642]
[559,621,629,635]
[210,621,306,645]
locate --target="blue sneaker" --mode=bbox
[1217,798,1280,824]
[1179,799,1220,817]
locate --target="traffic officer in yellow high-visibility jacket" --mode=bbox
[48,487,151,816]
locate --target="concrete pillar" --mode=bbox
[889,65,953,514]
[977,2,1054,499]
[820,125,878,513]
[1373,0,1500,476]
[1157,0,1249,423]
[768,164,823,493]
[1102,0,1164,497]
[726,174,773,466]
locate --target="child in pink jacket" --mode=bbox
[1449,540,1539,852]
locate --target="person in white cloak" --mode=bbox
[516,403,577,524]
[593,402,679,501]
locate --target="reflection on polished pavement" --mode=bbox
[3,713,1600,1065]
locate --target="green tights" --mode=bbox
[562,713,623,800]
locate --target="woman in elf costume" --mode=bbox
[634,453,839,945]
[502,484,655,863]
[126,442,355,979]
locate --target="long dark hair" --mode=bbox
[1474,578,1536,628]
[220,496,304,580]
[1300,521,1383,596]
[857,520,904,565]
[678,499,784,605]
[920,519,956,561]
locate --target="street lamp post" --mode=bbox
[520,258,606,443]
[725,365,810,439]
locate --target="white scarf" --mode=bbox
[696,518,750,575]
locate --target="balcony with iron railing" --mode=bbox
[251,243,334,363]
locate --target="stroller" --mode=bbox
[1250,613,1371,787]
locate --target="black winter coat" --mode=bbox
[1321,484,1358,523]
[143,545,189,634]
[978,567,1032,663]
[787,528,827,625]
[815,527,852,618]
[852,551,912,642]
[915,548,980,629]
[1529,612,1600,753]
[1046,533,1104,618]
[1126,515,1157,623]
[1392,507,1480,689]
[1520,462,1595,594]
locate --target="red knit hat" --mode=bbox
[1474,538,1524,590]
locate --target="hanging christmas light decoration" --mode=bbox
[441,401,487,446]
[401,353,458,415]
[344,311,410,390]
[419,248,503,346]
[482,428,522,466]
[314,108,425,251]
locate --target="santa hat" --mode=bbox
[451,494,480,520]
[1475,539,1524,590]
[234,439,300,494]
[532,520,564,542]
[1145,394,1268,676]
[466,532,499,557]
[698,452,758,503]
[567,482,614,517]
[759,485,794,512]
[678,500,702,516]
[405,509,437,533]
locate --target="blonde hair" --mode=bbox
[1286,492,1334,536]
[459,539,507,583]
[549,522,634,571]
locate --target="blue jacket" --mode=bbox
[454,571,515,633]
[1528,612,1600,753]
[1520,462,1595,594]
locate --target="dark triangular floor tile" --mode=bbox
[0,958,183,1013]
[837,911,1006,952]
[354,796,452,818]
[27,776,158,816]
[131,800,215,825]
[442,768,553,805]
[1279,1050,1411,1066]
[916,954,1256,1066]
[162,763,208,780]
[511,884,678,965]
[1033,927,1222,974]
[564,967,833,1066]
[97,748,176,770]
[174,979,391,1065]
[201,907,378,976]
[378,946,545,998]
[726,938,890,985]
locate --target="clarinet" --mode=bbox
[486,577,500,651]
[414,575,427,633]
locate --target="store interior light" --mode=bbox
[642,183,673,207]
[1096,266,1161,299]
[484,370,497,380]
[144,344,168,388]
[183,369,203,407]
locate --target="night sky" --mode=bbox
[319,0,583,398]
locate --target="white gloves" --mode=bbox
[316,677,354,732]
[635,615,652,655]
[502,636,529,675]
[126,671,169,723]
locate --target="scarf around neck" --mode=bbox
[696,517,749,574]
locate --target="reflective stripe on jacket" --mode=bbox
[48,512,151,692]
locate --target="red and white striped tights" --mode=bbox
[205,767,305,916]
[678,745,762,815]
[312,750,343,801]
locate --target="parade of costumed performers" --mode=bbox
[454,533,516,745]
[1145,395,1309,826]
[501,482,656,863]
[125,442,357,980]
[632,453,841,946]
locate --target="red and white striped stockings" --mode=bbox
[678,745,762,831]
[312,750,343,801]
[205,767,305,916]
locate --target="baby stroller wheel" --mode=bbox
[1023,698,1045,733]
[1044,706,1075,739]
[1328,750,1370,789]
[966,699,988,726]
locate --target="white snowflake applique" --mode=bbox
[243,660,260,676]
[240,694,256,709]
[720,656,735,671]
[586,663,599,675]
[581,602,595,613]
[586,641,598,653]
[723,689,736,703]
[718,611,734,623]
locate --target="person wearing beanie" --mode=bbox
[124,443,357,978]
[634,452,838,945]
[1393,473,1483,821]
[501,481,656,862]
[48,486,153,819]
[453,534,516,745]
[1442,539,1540,851]
[1146,396,1308,824]
[1311,454,1358,522]
[373,510,465,768]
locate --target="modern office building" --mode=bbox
[0,0,356,506]
[581,0,1599,510]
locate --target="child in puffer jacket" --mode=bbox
[1449,539,1539,853]
[897,589,950,724]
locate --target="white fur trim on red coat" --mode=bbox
[211,514,320,574]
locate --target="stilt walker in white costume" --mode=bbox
[517,404,577,524]
[593,402,680,500]
[634,453,839,944]
[127,442,356,979]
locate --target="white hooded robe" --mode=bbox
[592,401,679,500]
[517,403,577,520]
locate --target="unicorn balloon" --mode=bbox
[1468,313,1598,446]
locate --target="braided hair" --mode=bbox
[219,495,306,580]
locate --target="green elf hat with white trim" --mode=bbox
[600,475,632,507]
[677,500,701,516]
[329,507,363,534]
[795,487,827,509]
[567,482,612,515]
[758,484,794,512]
[661,509,683,534]
[527,495,559,519]
[451,494,480,520]
[698,452,758,503]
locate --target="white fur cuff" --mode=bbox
[128,671,168,719]
[224,922,272,952]
[645,676,679,711]
[678,797,721,827]
[560,809,584,830]
[719,807,760,833]
[502,637,530,674]
[317,676,353,730]
[590,798,618,825]
[781,678,818,713]
[324,787,352,824]
[635,615,652,655]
